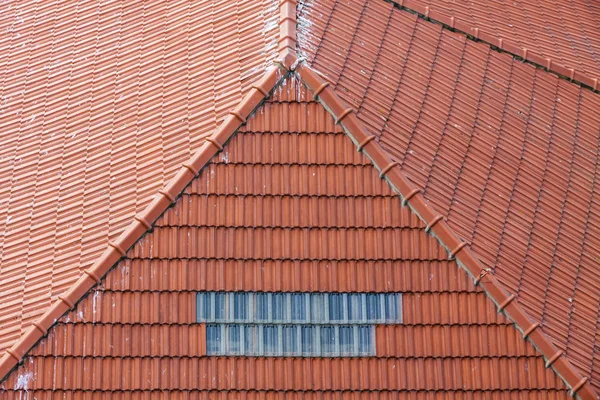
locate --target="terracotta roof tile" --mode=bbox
[0,0,598,397]
[400,0,600,87]
[1,77,570,397]
[0,0,278,355]
[299,0,600,396]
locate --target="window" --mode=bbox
[197,292,402,324]
[197,292,402,357]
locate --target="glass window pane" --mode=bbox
[358,326,373,356]
[384,294,399,322]
[272,293,284,322]
[196,293,210,322]
[310,293,326,323]
[215,292,227,321]
[263,325,278,355]
[347,293,362,323]
[321,326,337,356]
[366,293,380,322]
[244,325,259,356]
[339,326,354,356]
[206,325,222,355]
[329,294,344,322]
[283,325,298,355]
[302,326,316,356]
[291,293,306,322]
[234,293,248,321]
[254,293,269,322]
[227,325,241,354]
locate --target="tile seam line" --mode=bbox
[384,0,600,93]
[294,61,597,400]
[0,53,296,385]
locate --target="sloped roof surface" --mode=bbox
[0,0,278,354]
[409,0,600,82]
[2,77,569,397]
[299,0,600,391]
[0,0,599,397]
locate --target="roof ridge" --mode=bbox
[386,0,600,93]
[293,59,597,400]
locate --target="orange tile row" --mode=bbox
[5,356,563,391]
[154,195,421,229]
[211,131,368,166]
[242,102,344,133]
[182,164,396,197]
[103,259,475,293]
[0,390,573,400]
[128,227,448,261]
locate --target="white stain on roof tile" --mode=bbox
[14,371,33,391]
[297,0,318,59]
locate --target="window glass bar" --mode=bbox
[197,292,402,324]
[206,324,376,357]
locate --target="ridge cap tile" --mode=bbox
[294,59,598,400]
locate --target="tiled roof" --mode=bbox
[299,0,600,395]
[0,0,278,354]
[0,0,599,398]
[400,0,600,87]
[1,76,570,397]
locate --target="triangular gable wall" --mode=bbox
[1,77,566,397]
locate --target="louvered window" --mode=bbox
[198,292,401,357]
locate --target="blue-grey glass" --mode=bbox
[384,293,399,322]
[227,324,241,354]
[244,325,259,355]
[283,325,298,355]
[346,293,362,322]
[272,293,284,322]
[366,293,380,321]
[196,293,210,321]
[339,326,354,355]
[358,325,372,355]
[234,293,248,321]
[321,326,336,355]
[263,325,278,355]
[310,293,325,323]
[206,325,222,355]
[301,326,316,356]
[254,292,269,322]
[291,293,306,322]
[214,292,227,321]
[329,293,344,321]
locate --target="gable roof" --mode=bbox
[1,76,570,397]
[0,0,599,398]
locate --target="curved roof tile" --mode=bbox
[0,0,279,356]
[299,0,600,393]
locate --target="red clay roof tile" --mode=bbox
[1,0,600,398]
[299,0,600,397]
[1,76,571,397]
[0,0,280,355]
[398,0,600,89]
